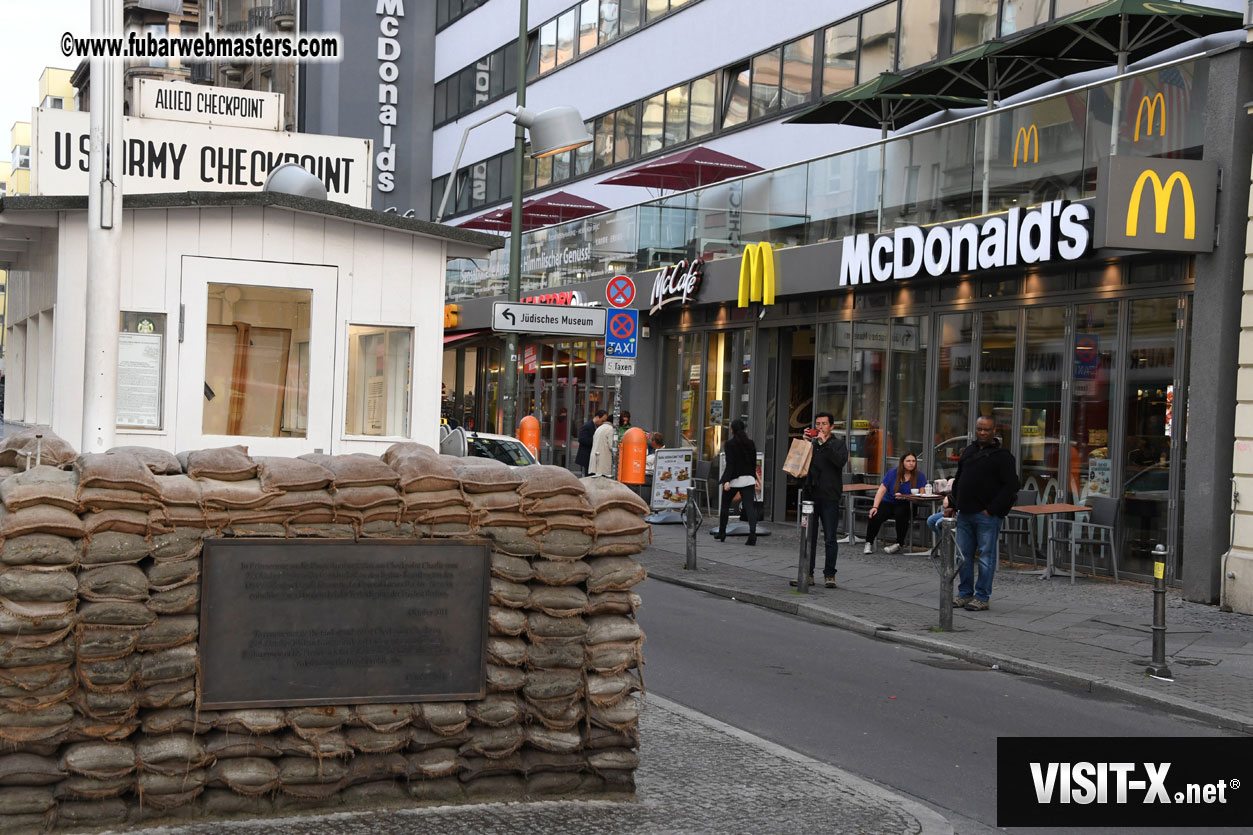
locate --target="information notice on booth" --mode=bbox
[116,332,163,429]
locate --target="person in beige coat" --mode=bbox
[589,417,617,477]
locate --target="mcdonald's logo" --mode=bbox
[1125,170,1194,239]
[1013,124,1039,168]
[738,242,776,308]
[1134,93,1166,142]
[1096,157,1216,253]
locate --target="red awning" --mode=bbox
[443,330,487,346]
[457,190,608,232]
[599,146,763,191]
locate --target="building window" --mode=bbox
[641,92,665,155]
[117,312,166,430]
[346,325,412,437]
[203,284,311,439]
[822,20,858,95]
[1001,0,1049,36]
[689,73,716,139]
[556,9,577,67]
[594,112,616,169]
[41,96,64,110]
[12,146,31,170]
[579,0,599,53]
[898,0,939,69]
[539,20,558,74]
[614,103,637,163]
[664,83,689,147]
[952,0,997,52]
[859,2,898,79]
[781,36,815,110]
[646,0,668,23]
[750,48,783,121]
[722,62,751,129]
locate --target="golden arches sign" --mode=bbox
[737,242,776,308]
[1013,124,1039,168]
[1134,93,1166,142]
[1125,170,1195,240]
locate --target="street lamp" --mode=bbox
[435,1,591,439]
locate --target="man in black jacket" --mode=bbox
[575,410,608,476]
[799,411,849,589]
[946,415,1019,611]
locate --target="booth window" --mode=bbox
[117,312,165,430]
[203,283,310,438]
[346,325,413,437]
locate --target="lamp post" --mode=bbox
[435,0,590,437]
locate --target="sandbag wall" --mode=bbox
[0,430,648,832]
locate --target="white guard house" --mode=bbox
[0,191,501,455]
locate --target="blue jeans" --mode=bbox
[927,511,944,534]
[956,510,1002,602]
[807,496,842,578]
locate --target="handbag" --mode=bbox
[782,438,813,478]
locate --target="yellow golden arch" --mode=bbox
[738,242,776,308]
[1135,93,1166,142]
[1013,124,1039,168]
[1125,170,1195,240]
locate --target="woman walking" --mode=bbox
[715,420,761,545]
[864,452,929,554]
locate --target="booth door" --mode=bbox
[177,256,337,456]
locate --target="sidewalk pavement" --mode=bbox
[640,522,1253,734]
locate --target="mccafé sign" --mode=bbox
[839,200,1091,286]
[1097,157,1218,253]
[649,258,704,313]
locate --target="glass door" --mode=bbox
[932,312,974,478]
[1019,306,1067,505]
[850,320,887,476]
[1071,302,1118,503]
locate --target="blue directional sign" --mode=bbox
[604,309,638,359]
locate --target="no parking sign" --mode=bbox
[606,275,636,308]
[605,309,638,359]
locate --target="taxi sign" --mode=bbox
[605,309,638,359]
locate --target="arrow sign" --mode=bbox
[606,275,636,308]
[492,302,607,336]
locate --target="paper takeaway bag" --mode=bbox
[782,438,812,478]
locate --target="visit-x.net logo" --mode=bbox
[998,738,1251,827]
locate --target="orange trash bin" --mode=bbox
[518,415,540,460]
[619,427,647,485]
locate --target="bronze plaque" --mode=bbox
[199,539,489,709]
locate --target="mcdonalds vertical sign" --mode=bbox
[1096,157,1218,252]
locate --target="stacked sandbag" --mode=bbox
[0,463,84,759]
[300,454,404,538]
[383,444,468,541]
[450,458,524,548]
[253,457,339,538]
[0,428,78,471]
[582,477,652,556]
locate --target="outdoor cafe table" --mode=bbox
[1010,503,1090,580]
[899,492,945,555]
[839,483,879,543]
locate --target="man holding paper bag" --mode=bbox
[788,412,848,589]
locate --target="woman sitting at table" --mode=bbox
[864,452,929,554]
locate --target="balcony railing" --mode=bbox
[248,6,274,32]
[445,58,1207,303]
[189,61,214,84]
[274,0,296,29]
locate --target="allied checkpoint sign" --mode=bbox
[32,106,373,208]
[200,540,489,708]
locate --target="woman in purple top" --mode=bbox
[863,452,928,554]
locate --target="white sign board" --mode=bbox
[135,79,284,131]
[651,448,694,512]
[33,108,372,208]
[605,357,635,377]
[491,302,606,336]
[116,332,163,428]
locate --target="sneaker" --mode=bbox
[825,577,837,589]
[789,575,814,588]
[953,596,973,607]
[863,542,874,554]
[965,599,990,611]
[884,543,901,554]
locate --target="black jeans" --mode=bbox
[865,501,914,546]
[717,487,758,535]
[807,496,841,578]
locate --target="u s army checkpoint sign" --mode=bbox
[1096,157,1217,253]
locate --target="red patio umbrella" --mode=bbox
[599,146,763,191]
[457,190,608,232]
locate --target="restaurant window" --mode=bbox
[781,36,815,110]
[750,47,782,121]
[859,2,898,79]
[203,284,310,438]
[346,325,412,437]
[952,0,997,51]
[933,312,974,478]
[641,92,665,155]
[578,0,599,54]
[898,0,938,70]
[664,83,689,147]
[117,312,167,430]
[1001,0,1049,36]
[723,63,751,129]
[822,20,858,95]
[689,74,716,139]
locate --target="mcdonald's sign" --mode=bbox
[1013,124,1039,168]
[738,242,777,308]
[1134,93,1166,142]
[1095,157,1217,253]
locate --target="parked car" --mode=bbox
[439,425,537,466]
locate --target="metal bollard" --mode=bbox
[795,493,814,593]
[1146,543,1173,680]
[938,517,959,631]
[34,434,43,468]
[683,497,703,571]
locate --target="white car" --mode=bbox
[439,425,537,466]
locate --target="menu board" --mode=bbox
[651,448,694,512]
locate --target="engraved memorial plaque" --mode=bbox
[200,539,489,709]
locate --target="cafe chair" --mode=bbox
[1047,495,1121,584]
[846,472,876,540]
[1000,488,1038,568]
[689,459,712,515]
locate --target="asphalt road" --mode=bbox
[636,578,1242,835]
